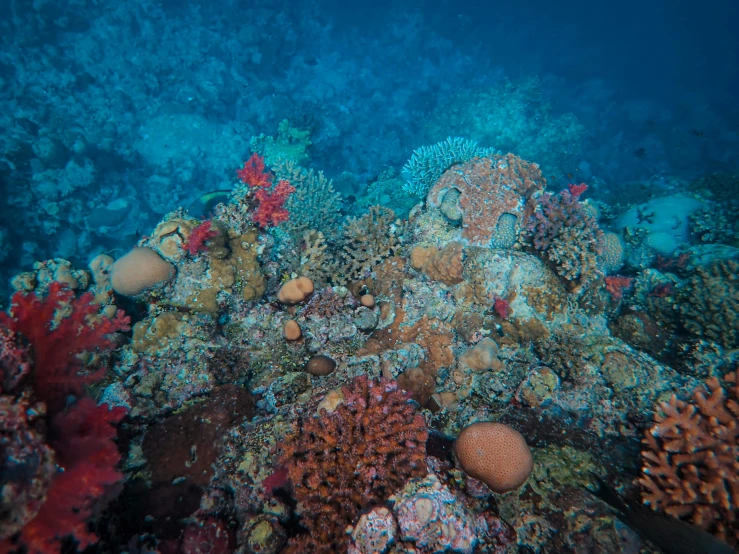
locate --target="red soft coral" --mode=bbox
[2,398,126,554]
[183,220,219,255]
[236,153,272,189]
[252,180,296,228]
[0,282,130,414]
[604,275,634,301]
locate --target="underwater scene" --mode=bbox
[1,0,739,552]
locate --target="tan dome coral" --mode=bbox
[278,276,314,304]
[454,421,533,493]
[110,247,174,296]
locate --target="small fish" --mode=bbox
[585,476,734,554]
[633,147,647,159]
[690,128,705,137]
[188,190,232,219]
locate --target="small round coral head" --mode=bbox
[283,320,302,340]
[454,421,533,493]
[360,293,375,308]
[277,276,314,304]
[305,354,336,376]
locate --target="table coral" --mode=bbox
[279,375,428,553]
[427,154,545,247]
[639,372,739,546]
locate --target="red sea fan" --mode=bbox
[0,282,130,414]
[3,398,127,554]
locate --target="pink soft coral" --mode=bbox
[236,153,271,189]
[0,283,129,553]
[252,180,296,228]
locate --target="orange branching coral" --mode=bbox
[427,154,545,246]
[280,375,428,553]
[639,372,739,546]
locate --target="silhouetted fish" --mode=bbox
[188,190,232,219]
[633,147,647,159]
[690,128,705,137]
[586,476,734,554]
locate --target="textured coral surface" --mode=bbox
[280,375,428,553]
[639,372,739,546]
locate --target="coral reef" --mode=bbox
[422,77,586,183]
[279,375,428,553]
[639,372,739,546]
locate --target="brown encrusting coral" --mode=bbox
[411,241,466,285]
[639,371,739,546]
[279,375,428,553]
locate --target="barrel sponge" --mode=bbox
[454,421,533,493]
[111,247,174,296]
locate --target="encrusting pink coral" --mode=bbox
[279,375,428,553]
[639,372,739,546]
[427,154,545,247]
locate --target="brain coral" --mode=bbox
[427,154,545,247]
[454,421,534,494]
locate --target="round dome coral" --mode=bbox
[110,247,174,296]
[454,421,533,493]
[277,276,314,304]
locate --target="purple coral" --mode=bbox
[524,189,604,283]
[525,189,591,251]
